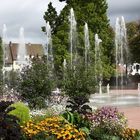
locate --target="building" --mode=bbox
[4,42,44,71]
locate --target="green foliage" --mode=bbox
[61,110,91,139]
[62,110,75,124]
[90,127,120,140]
[62,61,96,98]
[9,102,30,125]
[135,130,140,140]
[127,21,140,63]
[31,132,56,140]
[0,101,23,140]
[129,34,140,63]
[18,57,55,109]
[42,0,114,80]
[126,21,140,42]
[61,92,93,139]
[63,111,91,128]
[66,96,92,115]
[42,2,58,34]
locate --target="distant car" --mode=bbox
[129,63,140,75]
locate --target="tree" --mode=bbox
[42,2,58,34]
[42,0,114,78]
[126,21,140,42]
[129,34,140,63]
[126,21,140,63]
[18,57,55,109]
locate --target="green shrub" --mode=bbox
[90,127,120,140]
[9,102,30,125]
[0,101,23,140]
[18,57,55,109]
[62,61,96,99]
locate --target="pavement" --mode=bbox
[91,90,140,130]
[119,106,140,130]
[112,90,140,130]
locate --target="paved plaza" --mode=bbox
[112,90,140,129]
[91,90,140,130]
[119,107,140,130]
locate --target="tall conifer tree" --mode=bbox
[42,0,114,79]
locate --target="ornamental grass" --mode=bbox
[22,116,86,140]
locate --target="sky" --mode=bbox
[0,0,140,44]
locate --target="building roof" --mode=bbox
[5,42,44,64]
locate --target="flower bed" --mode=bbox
[22,116,86,140]
[1,100,140,140]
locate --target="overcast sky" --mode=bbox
[0,0,140,44]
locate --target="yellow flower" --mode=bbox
[22,116,86,140]
[57,134,62,139]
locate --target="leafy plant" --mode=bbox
[61,110,92,139]
[66,95,92,115]
[18,57,55,109]
[9,102,30,125]
[62,93,92,135]
[0,101,23,140]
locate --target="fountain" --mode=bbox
[1,9,139,108]
[2,24,7,82]
[63,59,67,69]
[69,8,77,69]
[16,27,28,70]
[115,16,128,91]
[89,17,140,108]
[44,22,53,67]
[107,83,110,95]
[94,34,102,93]
[99,81,102,95]
[84,23,90,67]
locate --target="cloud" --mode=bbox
[0,0,65,43]
[107,0,140,25]
[0,0,139,43]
